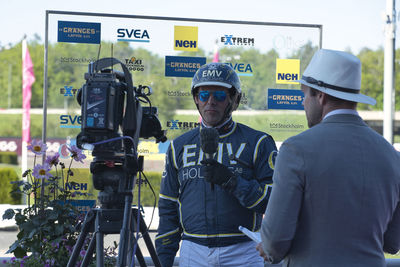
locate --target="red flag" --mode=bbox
[22,39,35,143]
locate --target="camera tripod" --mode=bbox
[67,205,161,267]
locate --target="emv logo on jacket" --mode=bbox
[174,26,198,51]
[276,59,300,85]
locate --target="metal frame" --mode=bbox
[43,10,323,146]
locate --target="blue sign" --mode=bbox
[267,89,304,110]
[57,200,96,214]
[58,21,101,44]
[165,56,206,77]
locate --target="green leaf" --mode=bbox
[47,210,59,220]
[28,228,38,239]
[10,245,27,259]
[2,208,15,220]
[6,241,20,254]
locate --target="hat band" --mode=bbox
[303,76,359,94]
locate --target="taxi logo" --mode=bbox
[276,59,300,84]
[124,57,144,71]
[174,26,198,51]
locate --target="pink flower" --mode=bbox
[67,145,86,163]
[32,163,52,180]
[27,139,48,155]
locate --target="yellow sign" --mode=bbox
[174,26,198,51]
[276,59,300,85]
[138,141,165,160]
[64,168,93,197]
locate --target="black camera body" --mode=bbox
[76,58,166,208]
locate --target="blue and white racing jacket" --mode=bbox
[155,119,277,267]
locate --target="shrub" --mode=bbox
[0,152,18,165]
[0,168,21,204]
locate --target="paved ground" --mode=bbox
[0,228,158,258]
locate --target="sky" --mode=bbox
[0,0,396,54]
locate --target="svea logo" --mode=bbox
[117,28,150,42]
[224,62,253,76]
[60,115,81,128]
[174,26,198,51]
[276,59,300,85]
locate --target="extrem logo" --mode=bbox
[117,28,150,42]
[167,120,200,130]
[221,35,254,46]
[60,85,79,96]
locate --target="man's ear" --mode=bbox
[318,91,327,105]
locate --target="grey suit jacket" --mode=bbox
[261,114,400,267]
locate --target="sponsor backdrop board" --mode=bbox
[44,12,321,200]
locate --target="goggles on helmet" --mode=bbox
[198,90,227,102]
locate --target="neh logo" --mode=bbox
[124,57,144,71]
[58,21,101,44]
[220,35,254,46]
[174,26,198,51]
[117,28,150,42]
[167,120,200,130]
[224,63,253,76]
[276,59,300,85]
[60,115,82,128]
[60,85,79,96]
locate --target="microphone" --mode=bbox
[200,127,219,190]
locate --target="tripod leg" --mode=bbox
[67,210,95,267]
[138,212,161,267]
[135,243,147,267]
[131,208,161,267]
[118,193,133,267]
[81,234,96,267]
[96,212,105,267]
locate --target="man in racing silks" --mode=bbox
[156,63,277,267]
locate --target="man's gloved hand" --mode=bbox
[201,159,237,190]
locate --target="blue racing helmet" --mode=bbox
[191,63,241,96]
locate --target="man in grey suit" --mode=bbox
[257,49,400,266]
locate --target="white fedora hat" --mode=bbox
[297,49,376,105]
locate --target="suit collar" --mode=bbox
[322,113,367,126]
[323,109,359,120]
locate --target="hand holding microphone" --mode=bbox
[200,128,237,191]
[201,158,237,191]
